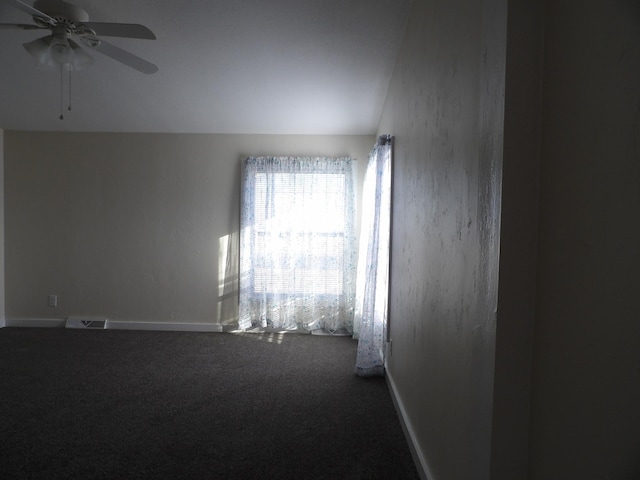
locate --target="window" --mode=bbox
[253,172,347,295]
[239,157,357,333]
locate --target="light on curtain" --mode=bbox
[239,156,357,334]
[354,136,392,377]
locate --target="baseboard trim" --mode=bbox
[386,368,434,480]
[4,318,223,333]
[5,318,67,328]
[106,321,223,333]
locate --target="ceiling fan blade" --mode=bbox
[0,0,56,26]
[82,22,156,40]
[81,36,158,74]
[0,22,42,29]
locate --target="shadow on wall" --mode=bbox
[218,231,239,328]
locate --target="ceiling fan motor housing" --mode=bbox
[33,0,90,27]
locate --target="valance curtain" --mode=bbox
[354,137,392,376]
[239,156,357,333]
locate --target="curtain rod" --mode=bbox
[377,134,393,146]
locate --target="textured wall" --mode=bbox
[4,132,372,326]
[529,1,640,478]
[377,0,506,478]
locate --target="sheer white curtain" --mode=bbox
[354,136,392,376]
[239,157,357,334]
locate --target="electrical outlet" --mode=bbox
[48,295,58,307]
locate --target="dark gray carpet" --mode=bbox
[0,328,419,479]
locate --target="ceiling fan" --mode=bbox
[0,0,158,74]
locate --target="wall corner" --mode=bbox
[0,128,4,327]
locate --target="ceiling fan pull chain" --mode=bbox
[68,69,72,112]
[59,64,64,120]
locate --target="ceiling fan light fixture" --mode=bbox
[23,34,93,71]
[23,36,57,70]
[68,39,93,70]
[49,35,72,64]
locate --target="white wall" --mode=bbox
[529,1,640,478]
[377,0,507,478]
[4,132,373,329]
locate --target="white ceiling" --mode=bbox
[0,0,411,134]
